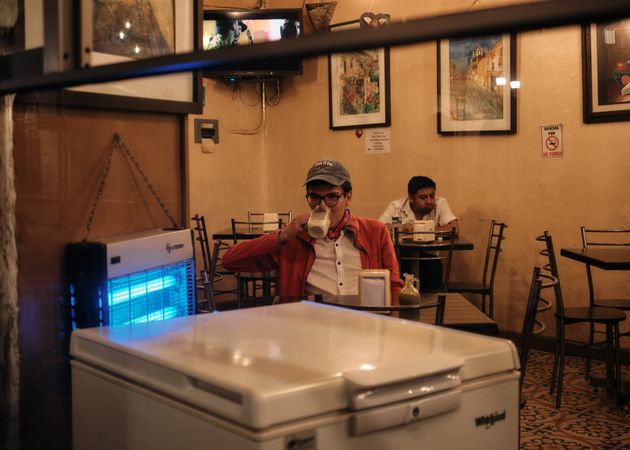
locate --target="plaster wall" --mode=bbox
[189,0,630,344]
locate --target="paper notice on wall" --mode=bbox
[365,128,390,154]
[541,124,563,159]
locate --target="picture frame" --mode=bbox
[437,34,516,135]
[64,0,201,114]
[582,20,630,124]
[16,0,202,114]
[328,20,391,130]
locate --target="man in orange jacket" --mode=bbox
[222,159,403,303]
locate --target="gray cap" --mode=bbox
[304,160,351,185]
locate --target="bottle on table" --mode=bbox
[399,273,421,321]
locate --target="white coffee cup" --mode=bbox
[307,209,331,240]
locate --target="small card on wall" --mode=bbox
[365,128,390,154]
[541,124,563,159]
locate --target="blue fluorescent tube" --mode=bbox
[126,306,178,325]
[109,275,177,306]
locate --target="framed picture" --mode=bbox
[0,0,25,55]
[59,0,201,114]
[21,0,202,114]
[437,34,516,135]
[328,21,391,130]
[582,20,630,123]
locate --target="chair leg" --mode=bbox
[237,278,245,309]
[549,320,560,396]
[613,323,622,407]
[585,321,595,380]
[488,292,494,319]
[604,324,612,395]
[556,325,566,408]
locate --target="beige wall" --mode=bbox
[190,0,630,344]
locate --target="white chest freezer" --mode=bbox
[70,302,520,450]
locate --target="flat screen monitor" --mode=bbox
[202,9,303,81]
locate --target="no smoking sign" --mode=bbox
[541,124,563,159]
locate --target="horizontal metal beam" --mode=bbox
[2,0,630,95]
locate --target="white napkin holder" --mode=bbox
[358,269,391,306]
[413,220,435,241]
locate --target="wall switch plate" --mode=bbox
[194,119,219,144]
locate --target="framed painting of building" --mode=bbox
[437,34,516,135]
[328,21,390,130]
[582,20,630,123]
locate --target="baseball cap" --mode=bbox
[304,160,351,185]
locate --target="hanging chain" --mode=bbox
[83,145,116,240]
[115,135,179,228]
[83,133,178,241]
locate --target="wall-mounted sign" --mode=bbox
[365,128,390,154]
[541,124,563,159]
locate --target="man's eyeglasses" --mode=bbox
[305,193,345,208]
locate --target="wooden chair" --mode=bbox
[248,211,292,231]
[519,267,544,408]
[448,220,507,318]
[580,226,630,375]
[538,231,625,408]
[231,217,283,308]
[393,228,456,292]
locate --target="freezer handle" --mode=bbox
[350,371,460,410]
[350,388,461,436]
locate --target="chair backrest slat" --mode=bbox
[231,217,283,245]
[579,226,630,305]
[191,214,211,274]
[483,221,508,288]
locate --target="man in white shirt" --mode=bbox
[379,176,458,235]
[379,176,458,292]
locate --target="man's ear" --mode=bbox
[346,191,353,203]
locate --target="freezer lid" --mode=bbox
[70,302,518,430]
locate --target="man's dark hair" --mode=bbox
[215,20,234,36]
[306,180,352,194]
[407,176,436,196]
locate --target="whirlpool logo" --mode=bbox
[475,410,506,429]
[165,242,184,253]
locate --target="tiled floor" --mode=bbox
[520,349,630,449]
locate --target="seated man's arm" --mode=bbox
[222,214,309,272]
[437,218,459,236]
[436,198,458,236]
[378,200,397,224]
[222,232,281,273]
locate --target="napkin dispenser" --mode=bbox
[359,269,391,306]
[413,220,435,241]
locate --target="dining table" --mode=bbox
[283,293,498,337]
[560,246,630,406]
[213,226,475,250]
[560,247,630,270]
